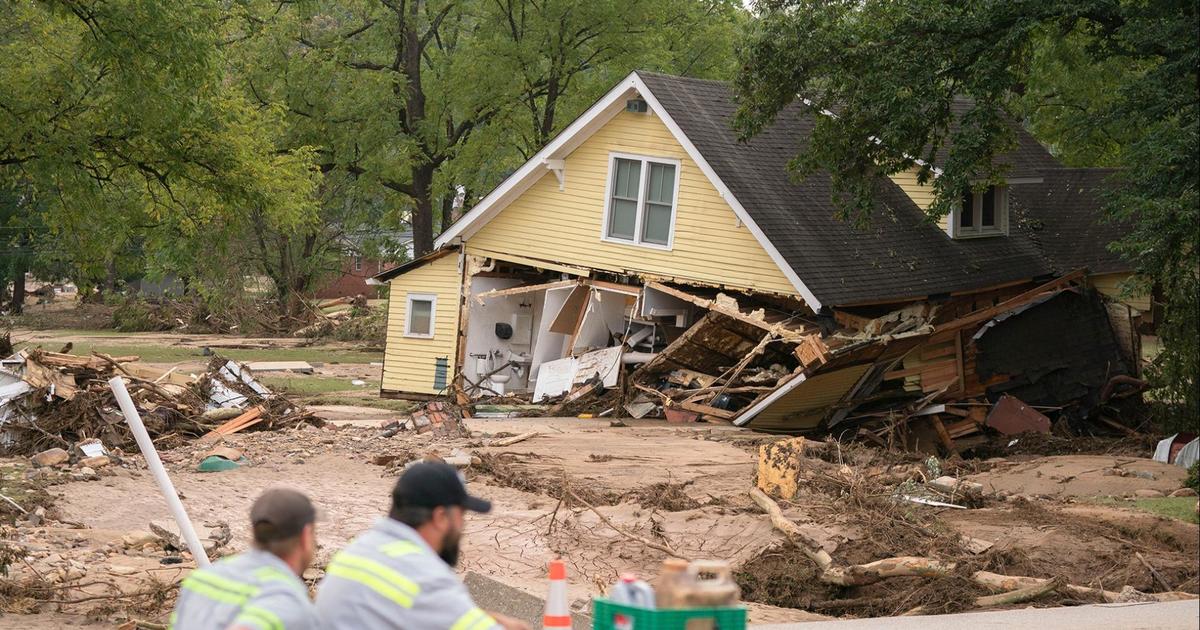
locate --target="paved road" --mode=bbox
[752,600,1199,629]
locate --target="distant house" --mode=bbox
[314,231,413,299]
[370,72,1150,433]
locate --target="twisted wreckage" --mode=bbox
[373,71,1155,450]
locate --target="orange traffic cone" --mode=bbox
[543,558,571,628]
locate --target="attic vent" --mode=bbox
[625,98,648,113]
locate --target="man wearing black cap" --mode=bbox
[315,461,530,630]
[171,487,319,630]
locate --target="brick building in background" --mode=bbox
[314,231,412,299]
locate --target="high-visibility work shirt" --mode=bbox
[315,517,500,630]
[170,550,317,630]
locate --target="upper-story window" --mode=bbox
[954,184,1008,238]
[603,154,680,248]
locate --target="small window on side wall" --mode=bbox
[405,294,437,338]
[954,184,1007,238]
[603,154,679,248]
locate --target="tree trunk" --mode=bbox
[10,260,26,315]
[102,258,118,296]
[410,164,435,256]
[440,194,454,233]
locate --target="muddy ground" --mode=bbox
[2,415,1196,628]
[0,328,1196,627]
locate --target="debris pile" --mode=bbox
[295,295,384,344]
[0,351,318,456]
[457,269,1148,456]
[739,438,1198,616]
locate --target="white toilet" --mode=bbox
[475,351,512,396]
[489,370,511,395]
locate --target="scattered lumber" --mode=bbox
[199,406,264,442]
[490,432,540,447]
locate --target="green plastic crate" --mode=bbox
[592,597,746,630]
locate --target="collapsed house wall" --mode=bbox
[975,289,1128,412]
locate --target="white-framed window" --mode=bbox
[952,184,1008,238]
[404,293,437,338]
[601,153,681,249]
[354,255,363,271]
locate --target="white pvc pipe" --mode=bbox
[108,376,211,567]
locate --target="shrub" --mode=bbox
[110,299,170,332]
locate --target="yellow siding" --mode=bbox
[465,110,798,296]
[889,168,948,232]
[382,253,462,395]
[1093,272,1151,312]
[747,364,872,431]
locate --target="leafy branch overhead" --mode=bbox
[735,0,1198,424]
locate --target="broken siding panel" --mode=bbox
[382,253,462,395]
[465,110,798,296]
[889,168,947,232]
[1092,272,1151,312]
[747,364,872,431]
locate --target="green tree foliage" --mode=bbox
[232,0,742,256]
[0,1,319,311]
[735,0,1198,427]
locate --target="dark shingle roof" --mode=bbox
[636,72,1128,307]
[1010,168,1129,275]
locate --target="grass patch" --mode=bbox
[222,348,384,364]
[258,375,364,395]
[13,340,383,365]
[301,394,414,413]
[1089,496,1200,524]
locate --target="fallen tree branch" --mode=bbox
[0,491,28,514]
[749,487,954,586]
[972,571,1197,603]
[1135,552,1173,593]
[975,576,1063,607]
[904,576,1065,616]
[567,489,682,558]
[749,487,834,572]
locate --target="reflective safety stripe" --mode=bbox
[379,540,426,557]
[181,571,260,606]
[329,553,420,597]
[326,552,420,608]
[188,569,260,596]
[234,604,285,630]
[451,606,496,630]
[254,566,295,583]
[326,564,416,608]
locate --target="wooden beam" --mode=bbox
[677,401,735,420]
[475,279,580,302]
[644,281,776,332]
[935,269,1087,334]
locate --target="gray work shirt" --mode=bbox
[170,549,318,630]
[315,517,500,630]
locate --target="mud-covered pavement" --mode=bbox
[1,414,1196,628]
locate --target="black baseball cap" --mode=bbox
[250,488,317,543]
[392,461,492,514]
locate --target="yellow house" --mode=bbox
[374,71,1147,420]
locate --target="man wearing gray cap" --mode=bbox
[316,461,530,630]
[170,487,320,630]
